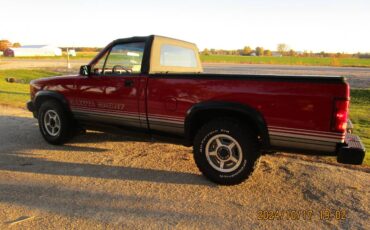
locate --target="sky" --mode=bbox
[1,0,369,53]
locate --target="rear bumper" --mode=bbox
[337,133,366,165]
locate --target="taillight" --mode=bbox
[332,99,349,132]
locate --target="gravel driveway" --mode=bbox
[0,106,369,229]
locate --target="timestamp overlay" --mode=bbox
[257,209,347,221]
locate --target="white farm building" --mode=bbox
[4,45,62,57]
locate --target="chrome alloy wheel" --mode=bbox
[43,110,61,137]
[205,134,243,173]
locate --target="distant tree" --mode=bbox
[85,47,95,52]
[333,52,350,58]
[227,50,234,55]
[255,47,264,56]
[277,43,289,56]
[359,53,370,59]
[263,50,272,56]
[76,47,102,52]
[0,40,12,51]
[13,42,21,47]
[232,50,239,55]
[203,48,210,55]
[288,49,296,56]
[242,46,252,56]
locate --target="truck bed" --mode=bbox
[147,73,349,153]
[151,73,346,83]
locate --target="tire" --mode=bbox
[38,100,73,145]
[193,118,260,185]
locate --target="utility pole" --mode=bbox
[66,47,71,69]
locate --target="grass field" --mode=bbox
[200,55,370,67]
[2,53,370,68]
[0,69,369,165]
[0,69,60,107]
[349,90,370,165]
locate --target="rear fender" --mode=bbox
[184,101,270,148]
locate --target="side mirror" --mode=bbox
[80,65,91,76]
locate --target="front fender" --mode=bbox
[34,90,71,113]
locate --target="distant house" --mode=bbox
[4,45,62,57]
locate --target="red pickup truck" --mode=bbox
[27,35,365,185]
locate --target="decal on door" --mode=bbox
[69,98,125,111]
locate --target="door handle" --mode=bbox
[124,79,134,87]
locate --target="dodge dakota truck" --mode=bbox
[27,35,366,185]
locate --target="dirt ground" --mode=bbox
[0,106,369,229]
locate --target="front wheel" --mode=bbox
[193,118,260,185]
[38,100,73,145]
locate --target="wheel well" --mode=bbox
[34,95,70,115]
[187,109,267,147]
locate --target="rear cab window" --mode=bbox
[160,45,197,68]
[149,36,203,74]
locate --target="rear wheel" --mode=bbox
[38,100,73,145]
[193,118,260,185]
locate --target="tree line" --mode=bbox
[202,43,368,58]
[1,39,368,58]
[0,39,103,53]
[60,47,102,52]
[0,40,21,51]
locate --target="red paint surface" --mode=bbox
[30,74,349,136]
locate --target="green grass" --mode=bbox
[0,69,61,107]
[0,83,29,107]
[201,55,370,67]
[349,89,370,165]
[0,69,61,84]
[0,69,369,165]
[2,53,370,68]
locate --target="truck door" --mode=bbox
[71,42,147,129]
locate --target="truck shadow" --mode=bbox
[0,115,212,186]
[0,183,215,225]
[1,154,210,186]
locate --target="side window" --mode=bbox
[104,42,145,75]
[160,45,197,68]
